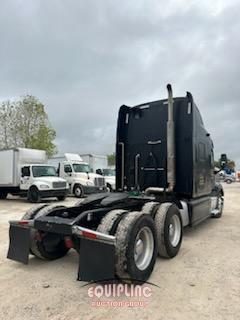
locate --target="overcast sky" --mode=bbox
[1,0,240,167]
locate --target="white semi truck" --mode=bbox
[81,154,116,191]
[49,153,107,197]
[0,148,69,202]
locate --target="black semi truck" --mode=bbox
[7,85,224,283]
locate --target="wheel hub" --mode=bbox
[168,215,181,247]
[134,226,154,271]
[169,223,174,238]
[75,188,81,196]
[135,239,144,256]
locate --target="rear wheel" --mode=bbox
[97,209,128,234]
[0,190,8,199]
[141,201,159,216]
[154,203,182,258]
[28,204,69,260]
[74,184,83,198]
[114,212,158,283]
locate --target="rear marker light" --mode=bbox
[81,231,97,239]
[18,220,29,225]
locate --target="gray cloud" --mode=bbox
[0,0,240,167]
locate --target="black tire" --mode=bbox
[0,190,8,199]
[115,212,158,283]
[22,204,48,220]
[106,183,112,193]
[28,186,41,203]
[21,204,48,255]
[29,204,69,260]
[154,203,182,259]
[212,193,224,218]
[97,209,128,234]
[57,195,66,201]
[73,184,83,198]
[225,179,232,184]
[141,202,159,216]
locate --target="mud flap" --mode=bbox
[78,238,115,282]
[7,225,30,264]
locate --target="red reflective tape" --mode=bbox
[82,231,97,239]
[18,220,29,225]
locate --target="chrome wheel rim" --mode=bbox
[134,227,154,270]
[75,187,82,197]
[168,215,181,247]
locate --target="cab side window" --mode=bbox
[21,166,30,177]
[64,164,72,173]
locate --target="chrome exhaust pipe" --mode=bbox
[166,84,175,192]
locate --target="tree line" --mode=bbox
[0,95,116,164]
[0,95,57,157]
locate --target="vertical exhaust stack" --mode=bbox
[145,84,176,196]
[167,84,175,192]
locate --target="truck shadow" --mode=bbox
[4,196,63,204]
[183,217,218,238]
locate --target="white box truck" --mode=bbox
[81,154,116,191]
[0,148,69,202]
[49,153,107,198]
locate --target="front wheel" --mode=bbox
[106,183,112,193]
[73,184,83,198]
[212,193,224,218]
[28,186,41,203]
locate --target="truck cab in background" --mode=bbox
[19,164,68,202]
[80,154,116,192]
[55,154,107,198]
[0,148,69,202]
[96,168,116,191]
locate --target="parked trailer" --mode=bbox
[7,85,224,283]
[0,148,69,202]
[80,154,108,173]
